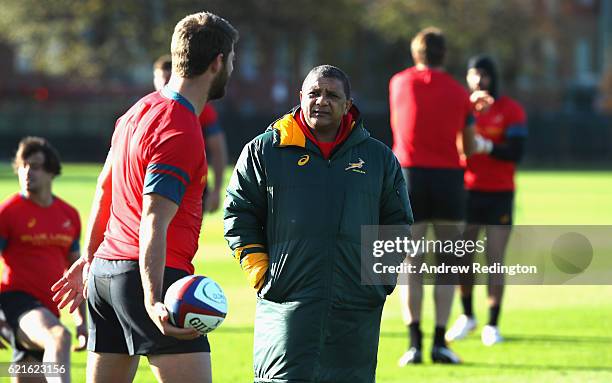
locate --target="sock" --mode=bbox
[433,326,446,347]
[461,295,474,318]
[408,322,422,349]
[488,305,501,326]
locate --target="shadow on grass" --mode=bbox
[380,331,612,344]
[462,361,612,373]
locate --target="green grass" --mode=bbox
[0,164,611,382]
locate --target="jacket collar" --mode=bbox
[267,105,370,157]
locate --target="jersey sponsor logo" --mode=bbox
[20,233,73,247]
[27,218,36,228]
[345,158,366,174]
[297,155,310,166]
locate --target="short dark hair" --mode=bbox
[171,12,239,78]
[303,65,351,99]
[13,136,62,176]
[153,54,172,72]
[411,27,446,67]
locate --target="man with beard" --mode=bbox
[224,65,413,382]
[153,55,228,214]
[51,12,238,383]
[445,55,527,346]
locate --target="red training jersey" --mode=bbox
[0,194,81,316]
[465,96,527,191]
[95,88,207,273]
[199,103,222,137]
[389,67,473,168]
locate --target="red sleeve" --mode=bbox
[0,199,13,251]
[198,104,219,129]
[69,206,82,253]
[505,99,527,125]
[463,89,475,128]
[143,125,202,205]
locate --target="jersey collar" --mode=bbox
[161,87,196,115]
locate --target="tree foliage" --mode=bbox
[0,0,535,82]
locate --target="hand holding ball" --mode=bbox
[164,275,227,335]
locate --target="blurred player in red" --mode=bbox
[389,27,481,365]
[51,12,238,383]
[446,55,527,346]
[0,137,86,383]
[154,55,228,214]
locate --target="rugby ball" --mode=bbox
[164,275,227,335]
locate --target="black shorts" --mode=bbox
[402,167,466,222]
[466,190,514,225]
[0,291,46,362]
[87,258,210,355]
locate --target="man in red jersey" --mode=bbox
[0,137,86,382]
[445,55,527,347]
[389,27,481,365]
[51,12,238,383]
[153,55,228,213]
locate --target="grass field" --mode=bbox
[0,164,611,382]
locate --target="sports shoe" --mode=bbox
[398,347,422,366]
[431,345,462,364]
[445,314,477,342]
[481,325,503,346]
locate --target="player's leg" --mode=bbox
[446,222,480,342]
[429,168,465,364]
[398,168,430,366]
[15,307,71,383]
[86,352,140,383]
[148,352,212,383]
[398,222,427,366]
[86,258,140,382]
[101,260,211,379]
[482,220,512,346]
[0,293,46,382]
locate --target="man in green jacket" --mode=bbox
[224,65,413,383]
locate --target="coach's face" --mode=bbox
[208,47,235,101]
[17,152,53,194]
[300,76,352,136]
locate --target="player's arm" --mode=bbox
[224,139,268,291]
[84,148,114,261]
[488,124,527,162]
[139,193,199,340]
[52,149,113,312]
[204,130,228,213]
[66,249,88,351]
[462,120,478,157]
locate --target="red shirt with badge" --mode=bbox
[0,194,81,316]
[389,67,473,168]
[464,96,527,191]
[94,88,207,273]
